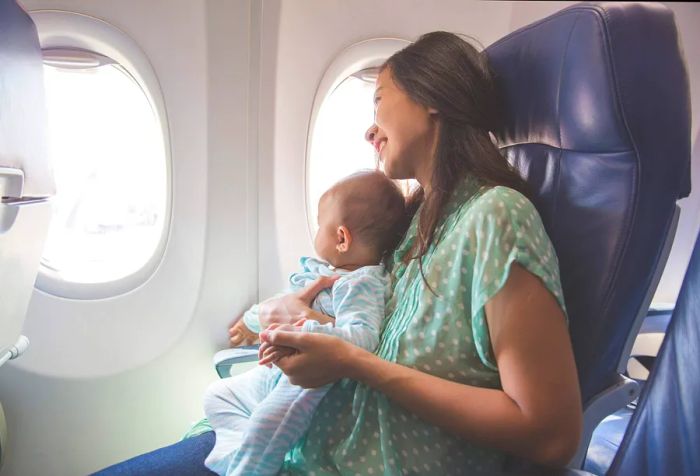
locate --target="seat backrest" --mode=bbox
[607,229,700,476]
[484,2,691,404]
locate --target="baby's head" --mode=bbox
[314,170,409,269]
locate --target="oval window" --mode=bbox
[307,67,416,233]
[40,49,167,285]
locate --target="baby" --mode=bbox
[202,170,409,476]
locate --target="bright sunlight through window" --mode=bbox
[307,69,415,232]
[41,59,167,284]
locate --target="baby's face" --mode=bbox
[314,193,340,264]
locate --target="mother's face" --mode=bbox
[365,68,438,183]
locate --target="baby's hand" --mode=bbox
[259,345,296,368]
[228,318,259,347]
[257,320,306,367]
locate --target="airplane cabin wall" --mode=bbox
[0,0,257,474]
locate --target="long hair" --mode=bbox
[382,31,529,293]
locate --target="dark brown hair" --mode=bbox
[382,31,529,292]
[330,170,410,265]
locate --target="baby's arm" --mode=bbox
[300,273,386,353]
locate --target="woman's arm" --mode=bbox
[265,264,582,467]
[354,264,580,466]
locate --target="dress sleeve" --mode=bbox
[468,187,567,370]
[301,271,387,353]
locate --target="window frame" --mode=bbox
[304,37,409,245]
[30,10,172,300]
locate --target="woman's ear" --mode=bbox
[428,106,439,115]
[336,226,352,253]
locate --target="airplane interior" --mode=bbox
[0,1,698,475]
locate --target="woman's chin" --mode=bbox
[384,166,412,181]
[381,160,401,179]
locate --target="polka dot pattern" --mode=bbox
[282,179,567,475]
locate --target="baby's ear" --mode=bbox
[336,225,352,253]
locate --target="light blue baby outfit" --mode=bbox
[203,257,389,476]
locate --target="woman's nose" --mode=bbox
[365,123,378,143]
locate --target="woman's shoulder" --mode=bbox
[455,185,537,224]
[474,185,532,211]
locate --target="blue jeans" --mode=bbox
[91,431,217,475]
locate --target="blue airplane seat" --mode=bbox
[484,1,691,467]
[583,305,673,474]
[583,406,634,475]
[601,229,700,475]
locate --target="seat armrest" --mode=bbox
[213,345,260,378]
[571,374,640,468]
[627,305,673,380]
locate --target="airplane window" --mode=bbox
[307,68,416,232]
[39,51,167,285]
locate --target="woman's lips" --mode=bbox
[375,139,386,154]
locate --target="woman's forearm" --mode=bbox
[347,348,574,467]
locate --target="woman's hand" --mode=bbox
[257,319,307,367]
[257,275,339,328]
[258,328,362,388]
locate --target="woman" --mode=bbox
[256,31,581,475]
[95,31,581,475]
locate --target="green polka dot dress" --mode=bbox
[281,177,567,475]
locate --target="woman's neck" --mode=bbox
[415,167,433,195]
[415,121,440,193]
